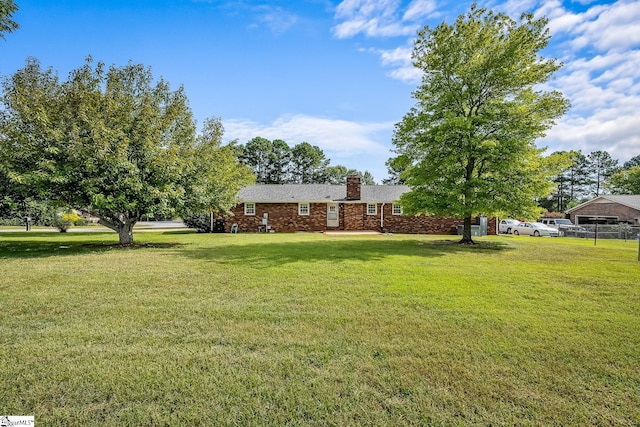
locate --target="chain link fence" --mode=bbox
[561,224,640,240]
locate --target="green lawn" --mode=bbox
[1,231,638,426]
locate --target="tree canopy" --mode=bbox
[180,117,254,224]
[0,0,18,40]
[606,166,640,195]
[391,3,569,243]
[585,150,619,197]
[0,57,250,244]
[239,137,374,185]
[623,155,640,170]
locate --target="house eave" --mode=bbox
[567,195,640,213]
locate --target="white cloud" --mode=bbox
[250,6,299,34]
[571,1,640,51]
[403,0,437,21]
[335,0,400,20]
[224,114,391,154]
[332,0,640,167]
[378,46,413,65]
[332,0,434,38]
[499,0,539,17]
[536,0,640,164]
[333,18,417,38]
[375,45,423,82]
[388,66,422,82]
[542,112,640,164]
[223,114,394,178]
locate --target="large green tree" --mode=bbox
[0,0,19,211]
[325,165,375,185]
[1,57,243,244]
[240,137,275,183]
[539,151,574,213]
[0,0,18,40]
[391,3,569,243]
[585,150,618,197]
[180,117,254,231]
[289,142,329,184]
[239,136,374,185]
[623,155,640,170]
[606,166,640,195]
[563,150,591,204]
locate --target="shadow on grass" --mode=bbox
[183,236,512,268]
[0,232,511,263]
[0,232,184,259]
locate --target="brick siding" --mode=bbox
[346,175,361,200]
[227,202,497,235]
[569,203,640,224]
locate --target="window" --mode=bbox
[298,202,310,216]
[392,204,403,215]
[244,202,255,216]
[367,203,377,215]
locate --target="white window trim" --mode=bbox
[244,202,255,216]
[392,203,403,215]
[298,202,310,216]
[367,203,377,215]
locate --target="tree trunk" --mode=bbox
[459,216,475,244]
[118,221,135,245]
[98,217,137,245]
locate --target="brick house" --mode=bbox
[566,195,640,225]
[226,176,497,234]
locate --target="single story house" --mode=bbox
[226,176,497,234]
[567,195,640,225]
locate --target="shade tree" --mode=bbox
[1,57,249,244]
[606,166,640,195]
[391,3,569,243]
[179,117,254,231]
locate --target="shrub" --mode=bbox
[0,217,25,226]
[52,210,82,232]
[183,212,226,233]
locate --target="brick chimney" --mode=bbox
[346,175,361,200]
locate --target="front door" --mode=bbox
[327,203,339,228]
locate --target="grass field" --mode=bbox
[1,231,638,425]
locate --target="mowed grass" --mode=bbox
[0,231,638,426]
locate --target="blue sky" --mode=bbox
[2,0,639,182]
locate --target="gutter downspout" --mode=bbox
[380,203,385,232]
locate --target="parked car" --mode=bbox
[512,222,560,237]
[499,219,522,234]
[538,218,583,233]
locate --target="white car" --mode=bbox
[538,218,584,235]
[499,219,522,234]
[512,222,560,237]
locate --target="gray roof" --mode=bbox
[238,184,411,203]
[567,195,640,213]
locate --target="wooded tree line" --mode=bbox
[238,136,375,185]
[386,146,640,214]
[540,151,640,213]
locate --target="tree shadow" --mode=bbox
[182,235,512,268]
[0,232,183,259]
